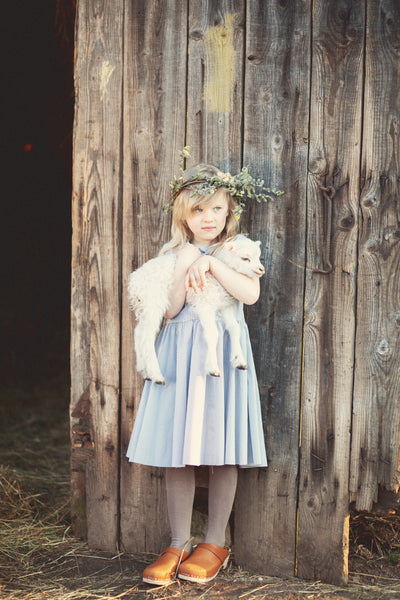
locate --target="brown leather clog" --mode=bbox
[178,543,230,583]
[142,546,191,585]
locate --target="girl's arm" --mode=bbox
[185,255,260,305]
[164,244,202,319]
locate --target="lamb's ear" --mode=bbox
[256,240,261,247]
[225,242,235,251]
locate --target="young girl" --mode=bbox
[126,163,268,585]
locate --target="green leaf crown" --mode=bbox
[164,147,283,219]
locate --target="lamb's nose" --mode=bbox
[259,265,265,274]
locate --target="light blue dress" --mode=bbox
[126,248,268,469]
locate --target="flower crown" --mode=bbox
[164,147,283,219]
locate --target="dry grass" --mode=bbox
[1,379,400,599]
[351,511,400,561]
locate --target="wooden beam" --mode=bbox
[70,0,124,550]
[119,0,188,553]
[186,0,244,172]
[297,0,365,585]
[350,0,400,511]
[235,0,311,577]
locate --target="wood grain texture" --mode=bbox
[234,0,311,577]
[70,0,123,550]
[70,0,400,582]
[349,0,400,511]
[185,0,245,544]
[297,0,365,584]
[186,0,244,172]
[119,0,188,553]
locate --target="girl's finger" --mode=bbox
[184,273,190,292]
[189,272,199,293]
[199,268,207,290]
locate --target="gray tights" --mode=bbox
[165,465,238,550]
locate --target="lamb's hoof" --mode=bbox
[209,370,221,377]
[145,377,165,385]
[231,357,247,370]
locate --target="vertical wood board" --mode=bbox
[186,0,244,172]
[119,0,188,553]
[350,0,400,510]
[70,0,123,551]
[297,0,365,584]
[235,0,310,577]
[184,0,245,530]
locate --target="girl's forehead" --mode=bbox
[194,189,229,207]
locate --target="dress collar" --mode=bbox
[187,241,210,254]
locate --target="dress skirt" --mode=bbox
[126,303,268,468]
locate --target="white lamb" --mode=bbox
[127,236,265,384]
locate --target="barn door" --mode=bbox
[71,0,400,586]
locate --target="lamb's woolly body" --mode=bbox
[128,237,264,384]
[128,253,176,318]
[127,253,177,383]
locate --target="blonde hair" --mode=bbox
[160,164,239,255]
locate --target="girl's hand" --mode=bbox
[185,256,212,293]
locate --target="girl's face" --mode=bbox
[185,190,229,247]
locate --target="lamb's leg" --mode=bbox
[219,306,247,370]
[195,306,221,377]
[134,317,165,385]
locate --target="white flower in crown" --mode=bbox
[220,172,234,184]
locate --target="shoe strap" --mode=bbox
[161,546,190,560]
[197,543,230,563]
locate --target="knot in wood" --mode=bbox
[362,194,379,208]
[189,30,203,41]
[366,239,379,253]
[376,339,392,359]
[340,215,354,230]
[247,55,263,65]
[105,441,115,456]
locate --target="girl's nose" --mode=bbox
[203,210,213,221]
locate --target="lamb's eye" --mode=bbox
[241,257,251,262]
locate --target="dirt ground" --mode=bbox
[1,378,400,600]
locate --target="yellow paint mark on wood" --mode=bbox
[100,61,115,99]
[203,13,237,113]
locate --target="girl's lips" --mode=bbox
[202,226,215,230]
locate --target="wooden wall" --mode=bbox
[71,0,400,585]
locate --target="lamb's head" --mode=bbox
[219,237,265,278]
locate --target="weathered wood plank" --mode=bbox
[184,0,245,538]
[70,0,123,550]
[349,0,400,511]
[119,0,188,553]
[234,0,311,577]
[297,0,365,585]
[186,0,244,172]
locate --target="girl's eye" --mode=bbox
[214,206,222,211]
[194,207,203,213]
